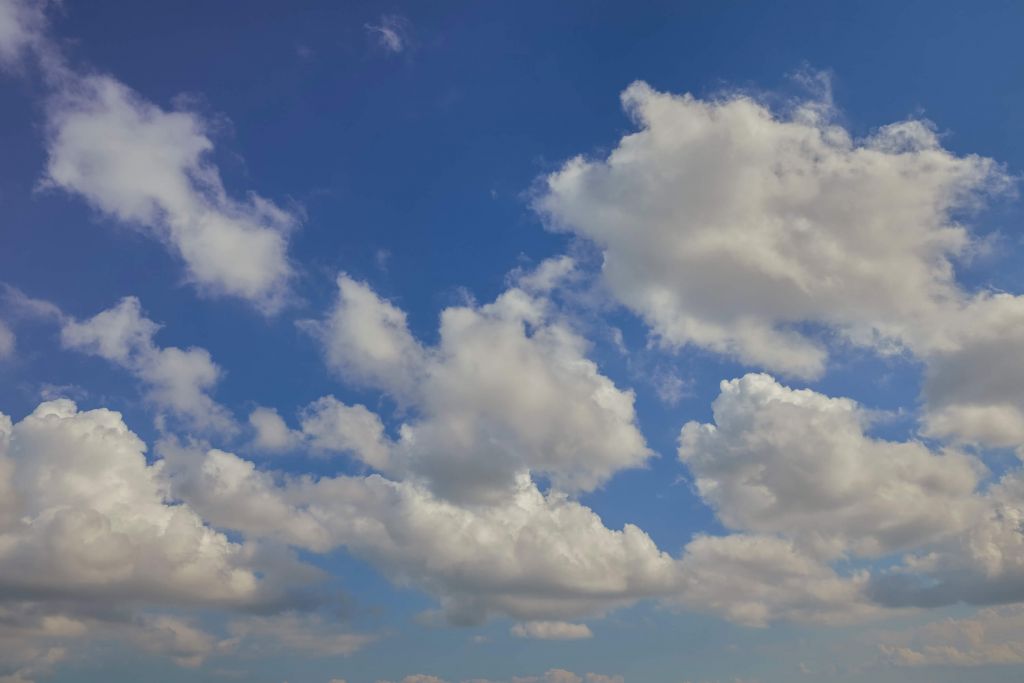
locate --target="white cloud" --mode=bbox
[249,406,302,452]
[305,266,650,502]
[248,397,392,470]
[535,80,1009,378]
[0,0,44,66]
[679,373,984,558]
[0,400,267,607]
[0,321,13,359]
[510,621,593,640]
[163,445,681,624]
[675,534,878,627]
[61,297,236,434]
[868,468,1024,608]
[365,15,409,54]
[919,293,1024,447]
[299,396,391,469]
[44,76,296,311]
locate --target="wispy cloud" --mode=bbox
[365,14,410,54]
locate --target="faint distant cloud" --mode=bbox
[365,14,410,54]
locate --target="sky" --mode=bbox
[1,1,1024,682]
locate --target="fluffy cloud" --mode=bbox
[675,534,877,627]
[868,468,1024,608]
[920,293,1024,448]
[249,397,391,470]
[163,444,681,624]
[510,621,593,640]
[678,374,1024,617]
[61,297,235,433]
[679,374,983,558]
[536,80,1008,378]
[0,399,274,608]
[304,267,650,502]
[1,0,296,311]
[45,75,296,311]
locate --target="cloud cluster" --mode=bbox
[164,444,681,624]
[677,374,1024,622]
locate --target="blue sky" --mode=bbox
[2,2,1024,682]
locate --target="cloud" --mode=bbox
[163,443,682,624]
[61,297,236,434]
[0,0,45,67]
[510,621,593,640]
[535,80,1009,378]
[0,0,297,312]
[678,374,1024,615]
[867,468,1024,608]
[0,399,274,608]
[377,671,624,683]
[44,76,296,311]
[679,373,983,558]
[365,15,410,54]
[0,321,13,359]
[675,534,878,627]
[881,606,1024,666]
[919,293,1024,447]
[226,613,375,658]
[249,397,391,470]
[304,264,651,503]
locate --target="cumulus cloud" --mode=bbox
[163,443,682,624]
[1,0,297,312]
[510,621,593,640]
[679,373,983,558]
[868,468,1024,609]
[0,399,302,614]
[304,265,650,502]
[536,80,1009,378]
[44,76,296,311]
[677,374,1024,618]
[60,297,236,433]
[675,534,877,627]
[919,293,1024,448]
